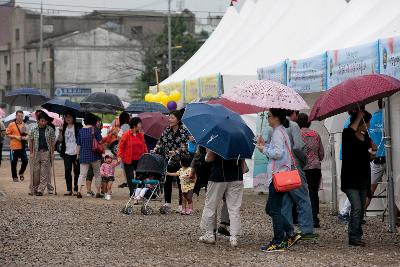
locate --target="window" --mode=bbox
[131,26,143,35]
[28,62,33,84]
[6,71,11,85]
[15,28,20,41]
[4,55,8,65]
[16,63,20,83]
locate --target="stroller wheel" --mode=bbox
[159,205,171,215]
[141,206,154,215]
[121,206,133,215]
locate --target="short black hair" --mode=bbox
[104,154,112,160]
[83,113,98,126]
[350,110,372,125]
[119,112,130,126]
[16,110,24,115]
[285,110,299,117]
[297,113,310,129]
[180,154,192,168]
[269,108,289,128]
[129,117,142,128]
[37,112,48,121]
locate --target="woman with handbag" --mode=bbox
[76,113,104,199]
[256,108,302,252]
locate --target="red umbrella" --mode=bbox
[207,97,264,115]
[309,74,400,121]
[139,112,169,139]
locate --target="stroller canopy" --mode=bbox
[136,153,166,176]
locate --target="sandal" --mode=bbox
[64,192,72,196]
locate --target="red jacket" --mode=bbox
[118,131,148,164]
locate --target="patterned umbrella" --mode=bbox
[223,80,309,111]
[125,101,169,114]
[208,97,264,115]
[309,74,400,121]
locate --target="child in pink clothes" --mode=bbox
[100,155,119,200]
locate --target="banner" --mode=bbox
[199,74,221,98]
[288,53,327,93]
[379,36,400,79]
[257,61,287,84]
[252,112,272,192]
[184,79,200,103]
[327,41,379,88]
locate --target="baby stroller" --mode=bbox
[121,153,166,215]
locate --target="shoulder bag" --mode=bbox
[91,127,105,155]
[272,129,302,192]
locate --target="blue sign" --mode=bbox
[288,53,327,93]
[257,61,287,84]
[327,41,379,88]
[379,36,400,80]
[54,87,92,97]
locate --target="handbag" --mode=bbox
[272,129,301,192]
[91,127,105,155]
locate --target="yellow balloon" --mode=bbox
[169,90,181,101]
[145,93,153,102]
[161,95,170,106]
[153,94,161,103]
[157,91,166,97]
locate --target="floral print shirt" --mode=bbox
[154,125,190,163]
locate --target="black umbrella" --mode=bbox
[5,88,50,107]
[80,92,124,114]
[125,101,169,114]
[42,98,84,117]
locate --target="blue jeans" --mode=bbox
[281,167,314,234]
[343,188,368,243]
[266,183,294,245]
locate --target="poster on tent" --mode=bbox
[327,41,379,88]
[379,36,400,80]
[257,61,287,84]
[252,112,271,192]
[200,74,221,99]
[184,79,200,103]
[288,53,327,93]
[148,85,157,94]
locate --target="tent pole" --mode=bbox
[330,133,338,215]
[383,97,397,233]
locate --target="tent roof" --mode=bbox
[162,0,400,83]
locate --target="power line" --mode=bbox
[0,0,226,15]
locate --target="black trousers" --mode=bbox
[0,142,3,163]
[64,154,80,192]
[123,161,138,196]
[11,149,28,179]
[305,168,322,224]
[164,163,182,205]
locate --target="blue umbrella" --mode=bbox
[182,103,255,159]
[5,88,50,107]
[125,101,169,114]
[41,98,84,117]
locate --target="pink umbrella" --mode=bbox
[30,109,64,127]
[309,74,400,121]
[207,97,264,115]
[222,80,309,111]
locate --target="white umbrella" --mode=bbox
[3,111,31,123]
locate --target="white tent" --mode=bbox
[162,0,400,93]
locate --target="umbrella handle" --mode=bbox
[259,110,266,135]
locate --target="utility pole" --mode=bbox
[168,0,172,76]
[39,0,43,92]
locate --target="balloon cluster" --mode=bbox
[144,90,181,111]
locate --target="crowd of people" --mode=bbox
[1,101,391,252]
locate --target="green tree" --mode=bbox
[128,16,204,100]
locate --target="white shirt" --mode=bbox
[65,125,77,155]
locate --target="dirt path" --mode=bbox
[1,160,400,266]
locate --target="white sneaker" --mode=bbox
[105,194,111,201]
[199,232,216,244]
[230,236,238,247]
[175,205,182,213]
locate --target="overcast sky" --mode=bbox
[15,0,241,17]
